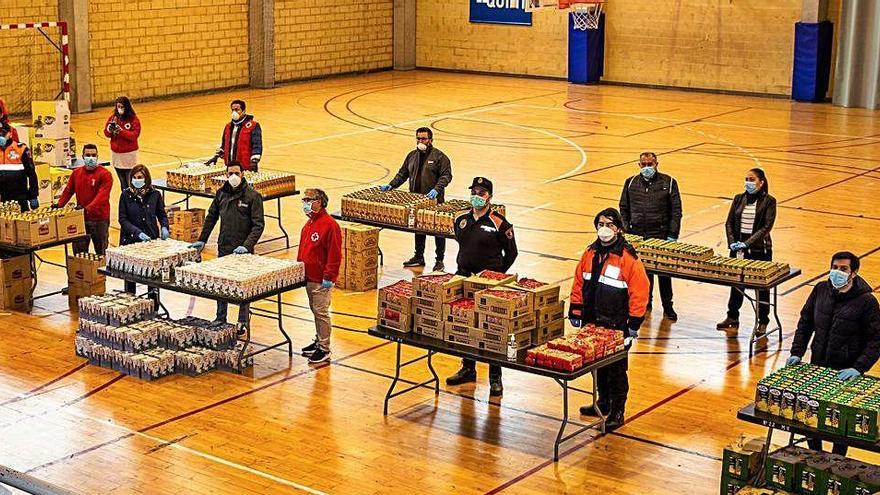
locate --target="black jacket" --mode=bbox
[0,143,38,204]
[118,187,169,246]
[725,190,776,251]
[790,277,880,374]
[454,209,517,275]
[389,146,452,201]
[619,172,682,239]
[198,180,264,255]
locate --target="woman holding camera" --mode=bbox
[104,96,141,187]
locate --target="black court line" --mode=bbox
[623,108,751,138]
[779,164,880,205]
[682,148,880,176]
[556,143,706,182]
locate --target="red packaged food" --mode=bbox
[477,270,512,281]
[514,278,547,289]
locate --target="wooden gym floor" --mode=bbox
[2,70,880,494]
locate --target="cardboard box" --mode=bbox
[848,402,880,441]
[535,300,566,327]
[0,279,31,311]
[443,298,477,327]
[765,446,811,492]
[719,474,747,495]
[798,452,839,495]
[475,288,534,319]
[413,273,465,302]
[511,281,561,310]
[414,315,442,335]
[378,281,413,308]
[55,209,86,240]
[722,437,765,481]
[414,297,443,320]
[818,399,849,436]
[50,166,73,202]
[35,162,52,205]
[533,319,565,345]
[15,216,57,247]
[379,299,413,318]
[0,254,31,284]
[444,328,479,348]
[345,250,379,274]
[0,216,16,245]
[476,327,532,355]
[31,136,70,167]
[11,122,31,147]
[67,254,106,284]
[414,322,443,340]
[344,268,377,292]
[378,311,412,333]
[69,279,106,297]
[444,321,472,340]
[342,222,380,253]
[478,311,537,335]
[32,100,71,139]
[463,273,516,298]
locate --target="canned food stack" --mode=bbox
[105,239,200,279]
[412,273,465,340]
[174,254,305,299]
[0,205,84,247]
[414,201,507,235]
[341,187,437,226]
[0,253,32,312]
[75,336,177,381]
[512,278,565,345]
[0,201,21,215]
[525,325,625,371]
[463,270,516,298]
[165,163,227,191]
[755,364,880,440]
[167,208,205,243]
[67,252,106,310]
[208,170,296,196]
[377,280,414,333]
[338,221,380,291]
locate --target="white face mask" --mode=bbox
[227,174,242,188]
[117,108,124,115]
[597,226,616,243]
[416,142,428,152]
[231,111,241,121]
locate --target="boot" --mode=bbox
[755,323,768,336]
[489,376,503,397]
[432,260,445,272]
[716,317,739,330]
[579,400,610,417]
[605,408,626,431]
[446,367,477,385]
[663,306,678,322]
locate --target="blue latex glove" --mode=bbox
[785,356,801,367]
[426,189,439,200]
[569,317,582,328]
[321,279,334,289]
[138,232,151,242]
[624,329,639,348]
[28,198,39,210]
[667,237,677,242]
[730,242,747,251]
[379,185,392,192]
[838,368,860,381]
[160,227,169,240]
[189,241,206,251]
[233,246,248,254]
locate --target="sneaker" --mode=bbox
[489,377,503,397]
[663,307,678,322]
[403,256,426,268]
[755,323,768,336]
[579,402,609,416]
[308,348,331,364]
[445,367,477,385]
[716,317,739,330]
[301,341,318,356]
[433,261,445,272]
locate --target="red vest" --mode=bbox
[0,142,27,171]
[222,117,258,171]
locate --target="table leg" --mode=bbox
[276,293,292,357]
[772,286,783,342]
[384,341,402,416]
[593,369,606,434]
[237,317,252,372]
[738,288,760,357]
[276,198,290,250]
[554,378,570,462]
[427,350,439,395]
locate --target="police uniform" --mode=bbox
[452,177,518,383]
[0,141,39,211]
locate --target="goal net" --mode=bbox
[0,22,69,118]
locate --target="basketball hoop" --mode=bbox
[560,0,604,31]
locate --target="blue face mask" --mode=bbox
[84,157,98,169]
[744,181,758,194]
[302,201,313,215]
[470,194,487,209]
[0,136,7,147]
[131,178,145,189]
[640,166,656,179]
[829,269,850,289]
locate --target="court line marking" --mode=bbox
[511,103,874,139]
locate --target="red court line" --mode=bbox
[62,374,125,408]
[0,362,90,407]
[26,341,389,474]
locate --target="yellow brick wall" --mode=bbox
[0,0,62,115]
[88,0,249,105]
[416,0,568,78]
[417,0,804,94]
[274,0,393,82]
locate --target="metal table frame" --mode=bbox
[331,213,455,267]
[369,325,628,461]
[0,235,90,303]
[646,267,801,357]
[99,267,306,371]
[153,178,299,251]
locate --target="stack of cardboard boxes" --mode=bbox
[0,254,32,312]
[0,206,86,248]
[31,101,73,205]
[469,287,536,353]
[67,253,106,310]
[167,207,205,243]
[377,280,413,332]
[338,222,379,291]
[414,273,464,340]
[513,278,565,345]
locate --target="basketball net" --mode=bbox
[560,0,604,31]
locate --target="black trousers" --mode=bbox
[647,273,674,309]
[461,359,501,379]
[414,234,446,261]
[596,359,629,413]
[114,167,131,189]
[72,220,110,255]
[807,438,848,456]
[727,248,773,324]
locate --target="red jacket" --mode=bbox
[221,115,262,170]
[58,165,113,221]
[104,114,141,153]
[297,209,342,284]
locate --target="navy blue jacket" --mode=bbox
[118,187,169,245]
